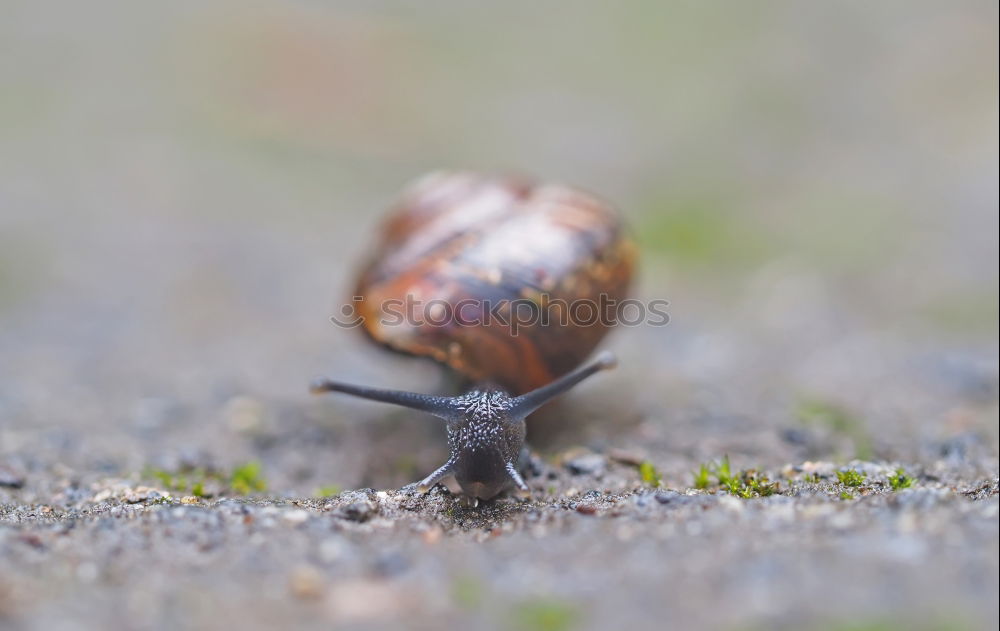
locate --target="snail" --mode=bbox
[311,171,635,505]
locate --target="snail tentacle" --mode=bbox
[509,351,617,419]
[309,378,463,421]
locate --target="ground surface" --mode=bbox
[1,458,998,631]
[1,2,998,630]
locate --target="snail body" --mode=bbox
[311,172,634,504]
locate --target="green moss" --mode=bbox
[745,471,779,497]
[726,477,753,499]
[146,468,179,491]
[313,485,342,498]
[691,457,779,498]
[887,468,914,491]
[725,469,779,499]
[144,467,204,496]
[230,461,267,495]
[512,598,578,631]
[638,461,662,488]
[840,490,854,500]
[692,463,712,490]
[836,469,867,488]
[713,455,733,487]
[145,462,267,497]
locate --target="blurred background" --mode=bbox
[1,1,997,630]
[1,0,997,484]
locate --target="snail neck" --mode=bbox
[447,389,527,500]
[447,389,521,448]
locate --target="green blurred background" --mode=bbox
[2,1,996,326]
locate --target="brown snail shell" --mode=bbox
[354,171,635,394]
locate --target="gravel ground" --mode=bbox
[1,457,997,630]
[1,303,997,630]
[1,2,998,630]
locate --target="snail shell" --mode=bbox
[354,171,634,394]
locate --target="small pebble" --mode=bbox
[607,448,645,467]
[0,465,25,489]
[654,490,682,505]
[372,552,409,577]
[91,489,113,503]
[325,580,403,623]
[18,533,45,549]
[338,501,375,522]
[289,566,325,600]
[123,487,162,504]
[565,454,607,477]
[524,452,545,477]
[633,492,653,508]
[420,526,443,545]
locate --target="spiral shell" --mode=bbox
[354,171,634,394]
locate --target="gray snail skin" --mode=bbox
[311,352,617,505]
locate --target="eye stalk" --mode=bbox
[308,378,465,421]
[310,352,616,419]
[310,352,618,502]
[508,351,617,419]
